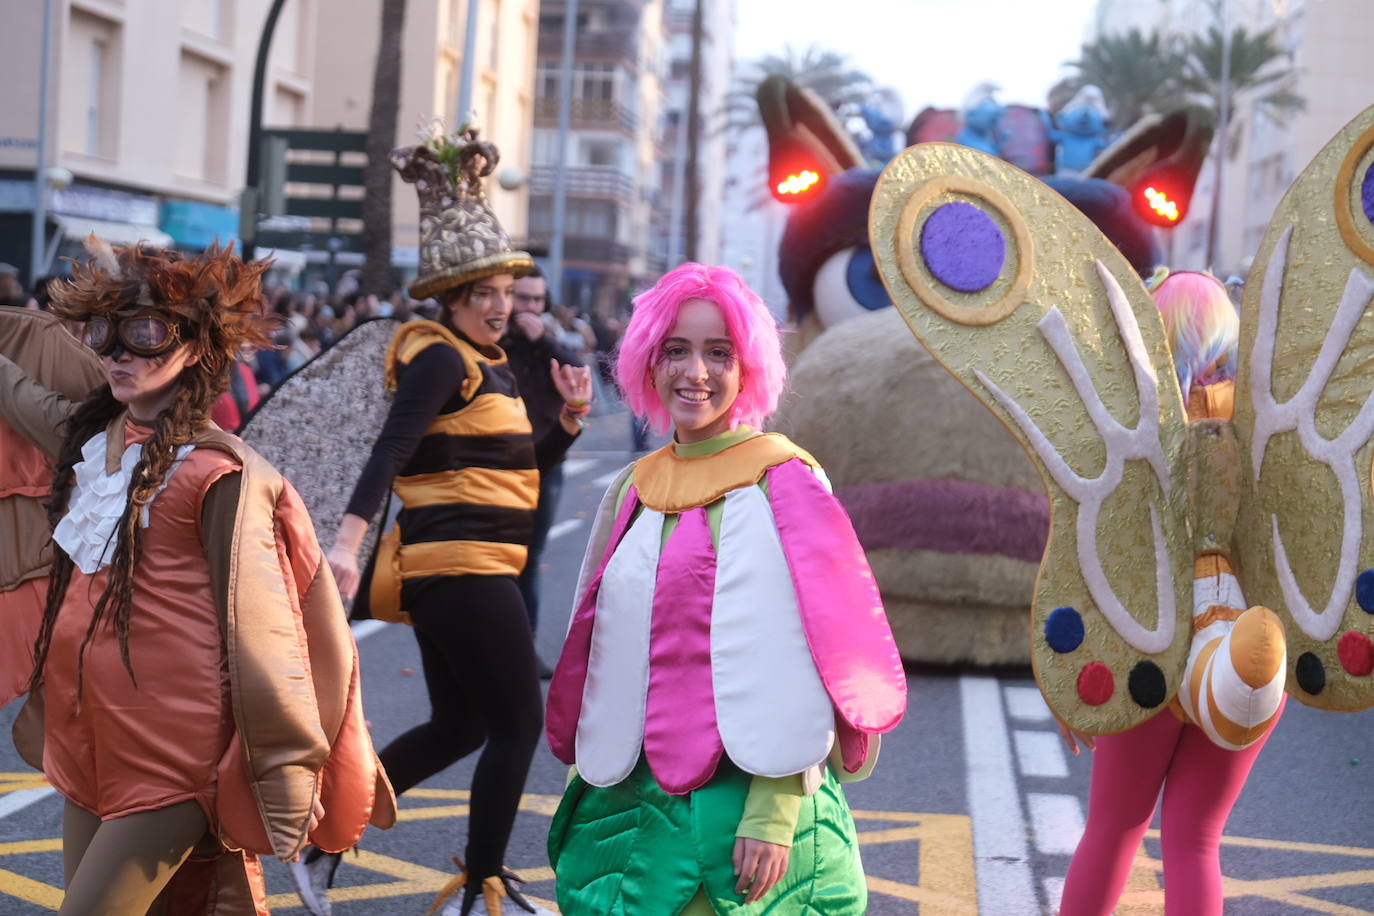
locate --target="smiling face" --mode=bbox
[446,273,515,348]
[652,298,742,444]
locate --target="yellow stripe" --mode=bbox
[1193,553,1235,578]
[398,540,527,578]
[393,467,539,510]
[428,392,532,437]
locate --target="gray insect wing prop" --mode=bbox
[239,318,401,611]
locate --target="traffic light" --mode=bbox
[756,75,863,205]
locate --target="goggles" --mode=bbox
[83,309,185,358]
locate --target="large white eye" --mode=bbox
[812,246,891,329]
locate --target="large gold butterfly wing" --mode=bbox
[869,144,1193,734]
[1233,105,1374,713]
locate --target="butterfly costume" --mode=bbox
[868,104,1374,743]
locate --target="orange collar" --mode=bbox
[631,432,817,513]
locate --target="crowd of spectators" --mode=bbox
[1,262,628,435]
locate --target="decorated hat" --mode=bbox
[392,122,534,300]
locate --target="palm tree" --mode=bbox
[722,45,873,134]
[1180,24,1305,150]
[1061,29,1189,127]
[361,0,407,296]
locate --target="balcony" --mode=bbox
[538,28,638,63]
[525,234,633,267]
[529,165,637,205]
[533,98,638,133]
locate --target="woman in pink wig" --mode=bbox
[544,263,907,915]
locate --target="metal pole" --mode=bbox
[1209,0,1232,273]
[548,0,578,299]
[29,0,55,285]
[242,0,288,261]
[455,0,481,125]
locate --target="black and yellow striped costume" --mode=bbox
[349,320,574,621]
[342,318,575,887]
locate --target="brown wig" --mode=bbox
[30,239,276,696]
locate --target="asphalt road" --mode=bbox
[2,416,1373,914]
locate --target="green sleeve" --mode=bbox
[735,773,804,846]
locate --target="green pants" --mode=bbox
[549,759,867,915]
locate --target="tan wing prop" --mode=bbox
[1234,104,1374,712]
[869,143,1193,734]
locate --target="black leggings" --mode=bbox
[380,574,543,880]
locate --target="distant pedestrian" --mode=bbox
[501,264,587,676]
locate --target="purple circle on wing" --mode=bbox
[920,201,1006,292]
[1363,162,1374,225]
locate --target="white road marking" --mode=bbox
[1004,685,1053,722]
[590,468,624,490]
[961,675,1037,911]
[351,619,388,641]
[1013,729,1070,779]
[548,518,585,541]
[1027,792,1086,856]
[0,787,55,821]
[562,458,598,478]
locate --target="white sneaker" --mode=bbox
[288,846,341,916]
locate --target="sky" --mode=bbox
[732,0,1102,117]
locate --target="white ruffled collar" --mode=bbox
[52,426,195,575]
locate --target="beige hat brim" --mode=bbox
[409,251,536,300]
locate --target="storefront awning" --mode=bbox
[59,215,173,248]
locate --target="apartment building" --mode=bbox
[0,0,316,284]
[527,0,667,315]
[1089,0,1374,275]
[310,0,538,277]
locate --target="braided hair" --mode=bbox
[29,240,276,696]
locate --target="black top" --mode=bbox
[345,340,576,523]
[500,326,584,442]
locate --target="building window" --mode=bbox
[86,39,105,156]
[537,65,558,100]
[578,63,613,102]
[583,140,618,168]
[487,0,500,71]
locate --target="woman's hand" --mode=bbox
[308,796,326,834]
[550,360,593,406]
[732,837,790,903]
[328,545,360,601]
[1055,714,1096,756]
[329,514,369,601]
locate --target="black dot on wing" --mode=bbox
[1127,660,1167,708]
[1296,652,1326,696]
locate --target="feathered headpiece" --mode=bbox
[47,237,277,376]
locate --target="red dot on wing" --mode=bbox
[1337,631,1374,677]
[1077,662,1115,706]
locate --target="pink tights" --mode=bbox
[1058,698,1283,915]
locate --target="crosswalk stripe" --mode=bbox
[1027,792,1085,856]
[561,458,598,478]
[0,788,55,822]
[548,518,584,541]
[1003,685,1053,722]
[1013,729,1069,779]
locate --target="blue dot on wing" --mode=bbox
[1362,162,1374,226]
[1355,569,1374,613]
[1045,606,1084,654]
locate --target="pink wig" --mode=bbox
[1151,270,1238,395]
[616,263,787,434]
